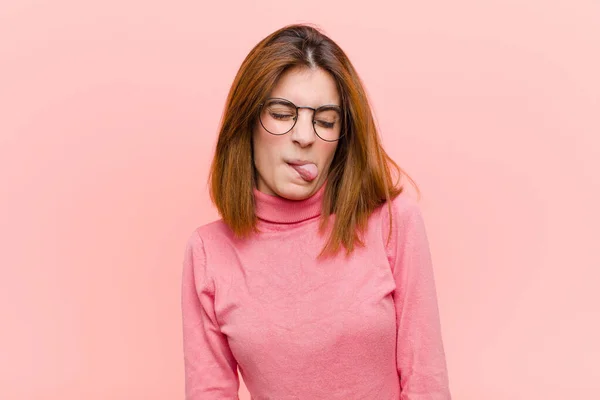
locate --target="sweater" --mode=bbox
[181,183,451,399]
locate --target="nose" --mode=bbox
[290,108,317,147]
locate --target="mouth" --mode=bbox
[285,160,318,182]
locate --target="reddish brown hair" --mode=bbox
[208,23,420,259]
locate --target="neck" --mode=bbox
[253,184,326,224]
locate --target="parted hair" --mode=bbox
[208,23,420,259]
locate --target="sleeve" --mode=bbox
[181,229,240,399]
[382,198,452,400]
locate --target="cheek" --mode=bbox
[252,127,279,170]
[319,142,339,164]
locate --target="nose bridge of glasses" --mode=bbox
[296,105,315,114]
[295,106,317,124]
[294,106,318,135]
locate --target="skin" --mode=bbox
[252,66,340,201]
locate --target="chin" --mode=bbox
[273,180,317,201]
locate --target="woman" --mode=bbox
[181,23,451,400]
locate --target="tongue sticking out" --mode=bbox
[290,163,318,181]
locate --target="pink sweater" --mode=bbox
[181,183,451,399]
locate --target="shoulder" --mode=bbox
[379,193,424,230]
[183,217,239,267]
[182,219,233,287]
[183,218,227,255]
[377,193,428,251]
[186,218,235,247]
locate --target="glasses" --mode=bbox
[258,97,344,142]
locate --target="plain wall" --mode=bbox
[1,0,598,399]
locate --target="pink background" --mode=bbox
[1,1,598,399]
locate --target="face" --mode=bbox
[252,66,341,200]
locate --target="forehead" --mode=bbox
[268,66,341,107]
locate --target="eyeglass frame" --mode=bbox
[257,97,346,142]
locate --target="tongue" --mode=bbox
[291,163,318,181]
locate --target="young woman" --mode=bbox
[181,23,451,400]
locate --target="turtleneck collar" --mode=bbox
[253,183,326,224]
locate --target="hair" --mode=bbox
[208,23,420,259]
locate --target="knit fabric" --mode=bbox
[181,184,451,399]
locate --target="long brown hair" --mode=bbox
[208,23,420,259]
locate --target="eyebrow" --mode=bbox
[267,97,341,109]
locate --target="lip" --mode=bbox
[285,159,315,166]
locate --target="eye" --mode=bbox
[315,120,335,128]
[314,108,340,129]
[270,112,295,120]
